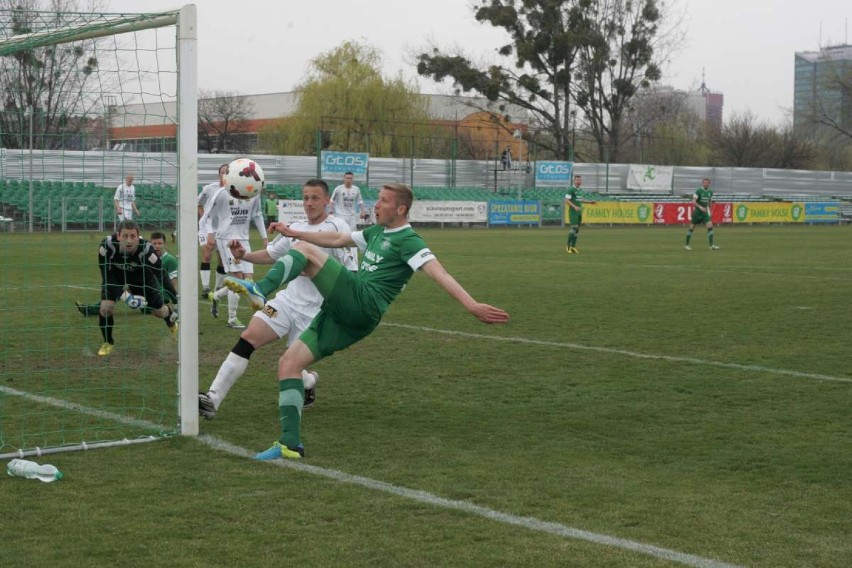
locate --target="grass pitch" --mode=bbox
[1,225,850,567]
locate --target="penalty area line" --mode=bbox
[1,384,741,567]
[380,323,852,384]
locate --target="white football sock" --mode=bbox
[200,269,210,289]
[207,352,249,409]
[228,290,239,320]
[302,369,317,390]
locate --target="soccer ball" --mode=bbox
[224,158,265,200]
[125,294,147,310]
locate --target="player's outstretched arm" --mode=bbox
[269,222,355,248]
[421,259,509,325]
[238,247,275,265]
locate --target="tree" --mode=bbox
[623,86,712,166]
[416,0,676,162]
[709,112,815,169]
[197,89,254,154]
[0,0,103,150]
[260,41,429,157]
[417,0,589,161]
[575,0,664,162]
[774,123,817,169]
[642,121,713,166]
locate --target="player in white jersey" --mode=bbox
[203,187,268,328]
[198,179,354,419]
[113,174,139,222]
[197,164,229,310]
[329,171,365,270]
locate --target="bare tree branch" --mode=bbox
[197,89,254,153]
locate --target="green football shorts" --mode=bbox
[568,209,583,226]
[298,257,382,361]
[691,208,711,225]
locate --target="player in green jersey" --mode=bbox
[143,231,179,310]
[224,182,510,460]
[564,174,589,254]
[685,178,720,250]
[75,231,178,317]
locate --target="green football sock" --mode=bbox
[277,378,304,449]
[256,250,308,296]
[568,227,578,247]
[708,228,715,246]
[685,229,693,245]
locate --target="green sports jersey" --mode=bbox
[161,252,178,282]
[694,187,713,207]
[356,224,435,312]
[565,186,582,209]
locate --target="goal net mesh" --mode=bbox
[0,7,188,458]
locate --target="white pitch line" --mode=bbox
[1,384,742,568]
[201,434,743,568]
[381,323,852,384]
[0,385,168,432]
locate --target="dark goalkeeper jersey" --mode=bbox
[98,235,176,299]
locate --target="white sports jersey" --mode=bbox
[197,182,220,236]
[331,184,364,221]
[266,214,354,317]
[197,182,220,211]
[224,195,267,241]
[114,183,136,219]
[198,187,232,239]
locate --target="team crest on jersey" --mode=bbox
[380,239,391,250]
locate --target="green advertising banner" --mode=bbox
[733,202,804,224]
[581,202,653,224]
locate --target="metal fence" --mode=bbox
[2,148,851,198]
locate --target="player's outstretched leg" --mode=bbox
[249,250,310,300]
[76,301,100,317]
[223,276,267,311]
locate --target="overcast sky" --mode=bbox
[106,0,851,125]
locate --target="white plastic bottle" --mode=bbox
[6,459,63,483]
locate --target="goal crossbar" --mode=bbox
[0,11,179,55]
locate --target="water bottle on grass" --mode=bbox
[6,459,63,482]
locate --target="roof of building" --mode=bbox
[795,44,852,63]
